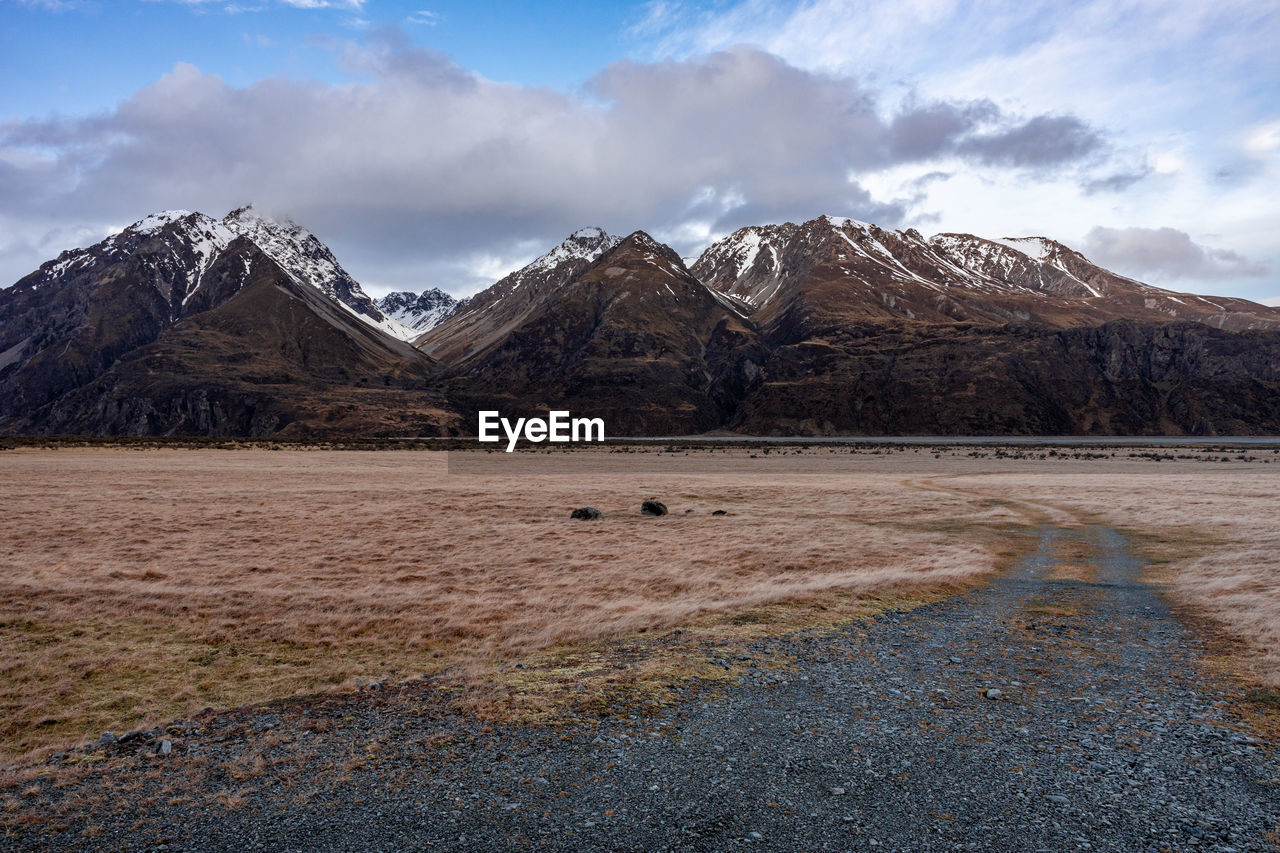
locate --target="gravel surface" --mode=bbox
[6,525,1278,852]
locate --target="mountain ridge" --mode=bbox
[691,215,1279,338]
[4,209,1279,437]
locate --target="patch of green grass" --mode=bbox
[1245,687,1280,710]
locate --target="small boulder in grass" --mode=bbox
[570,507,603,520]
[641,500,668,516]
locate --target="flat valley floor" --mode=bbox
[2,444,1279,850]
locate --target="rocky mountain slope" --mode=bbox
[730,319,1280,435]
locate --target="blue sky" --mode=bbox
[1,2,645,116]
[2,0,1278,303]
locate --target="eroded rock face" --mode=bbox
[730,320,1280,436]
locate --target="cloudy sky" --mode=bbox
[2,0,1278,303]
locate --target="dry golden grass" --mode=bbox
[0,447,1017,760]
[4,445,1277,763]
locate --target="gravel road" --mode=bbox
[7,524,1278,852]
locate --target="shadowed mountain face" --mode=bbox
[1,211,238,423]
[0,210,454,437]
[4,210,1280,438]
[435,231,766,435]
[731,320,1280,436]
[416,227,621,363]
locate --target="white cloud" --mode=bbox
[1082,226,1270,281]
[3,4,1277,301]
[627,0,1280,298]
[0,42,1104,295]
[11,0,84,8]
[406,10,439,26]
[1243,120,1280,160]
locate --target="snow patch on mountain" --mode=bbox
[822,214,875,231]
[731,230,764,278]
[991,236,1053,260]
[982,236,1101,297]
[128,210,199,234]
[689,223,797,307]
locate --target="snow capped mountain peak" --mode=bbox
[221,205,316,252]
[224,204,307,240]
[607,231,694,279]
[704,226,774,279]
[221,209,342,284]
[112,210,238,272]
[377,287,463,333]
[415,226,631,357]
[619,230,664,250]
[525,227,621,275]
[689,222,801,307]
[694,217,1143,314]
[224,203,259,222]
[821,214,875,231]
[208,206,423,339]
[23,205,425,342]
[125,210,199,234]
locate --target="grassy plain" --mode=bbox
[1,443,1276,760]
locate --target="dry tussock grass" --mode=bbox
[0,448,1015,760]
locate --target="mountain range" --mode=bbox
[2,206,1278,437]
